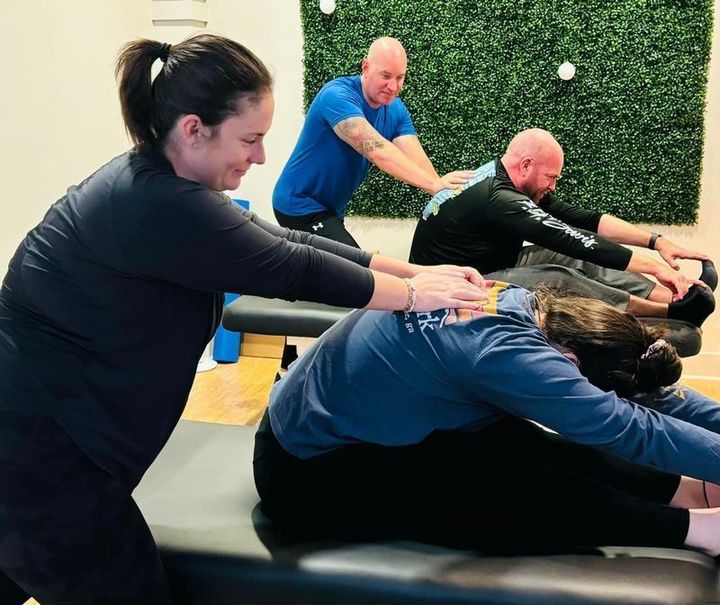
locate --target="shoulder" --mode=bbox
[487,165,534,209]
[63,150,172,213]
[468,283,538,328]
[316,76,362,103]
[114,151,185,202]
[495,284,538,324]
[114,151,226,221]
[491,186,533,207]
[435,286,547,371]
[310,76,365,125]
[439,284,539,339]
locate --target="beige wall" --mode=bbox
[0,0,153,269]
[1,0,718,376]
[0,0,304,267]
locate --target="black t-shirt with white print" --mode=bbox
[409,159,631,274]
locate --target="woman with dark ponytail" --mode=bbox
[533,285,683,397]
[0,35,486,604]
[255,282,720,558]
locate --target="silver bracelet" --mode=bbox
[402,278,417,313]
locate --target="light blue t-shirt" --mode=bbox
[272,75,416,217]
[269,282,720,484]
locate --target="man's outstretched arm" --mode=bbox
[333,117,468,195]
[393,134,473,187]
[598,214,709,269]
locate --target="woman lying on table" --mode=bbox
[254,281,720,556]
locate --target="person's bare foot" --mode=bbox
[685,508,720,556]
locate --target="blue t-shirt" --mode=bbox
[273,75,416,217]
[269,282,720,483]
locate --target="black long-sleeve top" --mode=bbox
[409,159,632,274]
[0,150,374,487]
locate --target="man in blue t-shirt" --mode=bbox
[273,37,471,247]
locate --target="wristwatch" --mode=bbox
[648,232,663,250]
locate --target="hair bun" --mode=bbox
[158,42,172,63]
[635,339,682,393]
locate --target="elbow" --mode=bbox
[362,147,390,168]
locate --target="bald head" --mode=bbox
[361,37,407,108]
[501,129,564,202]
[505,128,563,162]
[366,37,407,64]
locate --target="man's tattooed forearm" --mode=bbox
[337,118,386,155]
[359,139,384,153]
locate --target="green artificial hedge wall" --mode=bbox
[300,0,713,224]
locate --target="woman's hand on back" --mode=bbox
[411,271,488,312]
[410,263,485,288]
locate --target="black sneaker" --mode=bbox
[700,260,718,292]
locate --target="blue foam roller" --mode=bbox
[213,293,241,363]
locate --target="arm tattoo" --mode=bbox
[335,117,386,155]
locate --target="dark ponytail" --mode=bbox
[115,40,166,150]
[535,287,682,397]
[115,34,273,150]
[634,337,683,394]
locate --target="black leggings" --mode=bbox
[254,412,688,554]
[274,208,360,248]
[0,412,171,605]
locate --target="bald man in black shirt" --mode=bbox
[410,129,715,326]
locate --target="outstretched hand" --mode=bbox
[412,271,488,312]
[413,263,486,288]
[656,239,708,270]
[654,265,705,301]
[437,170,475,190]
